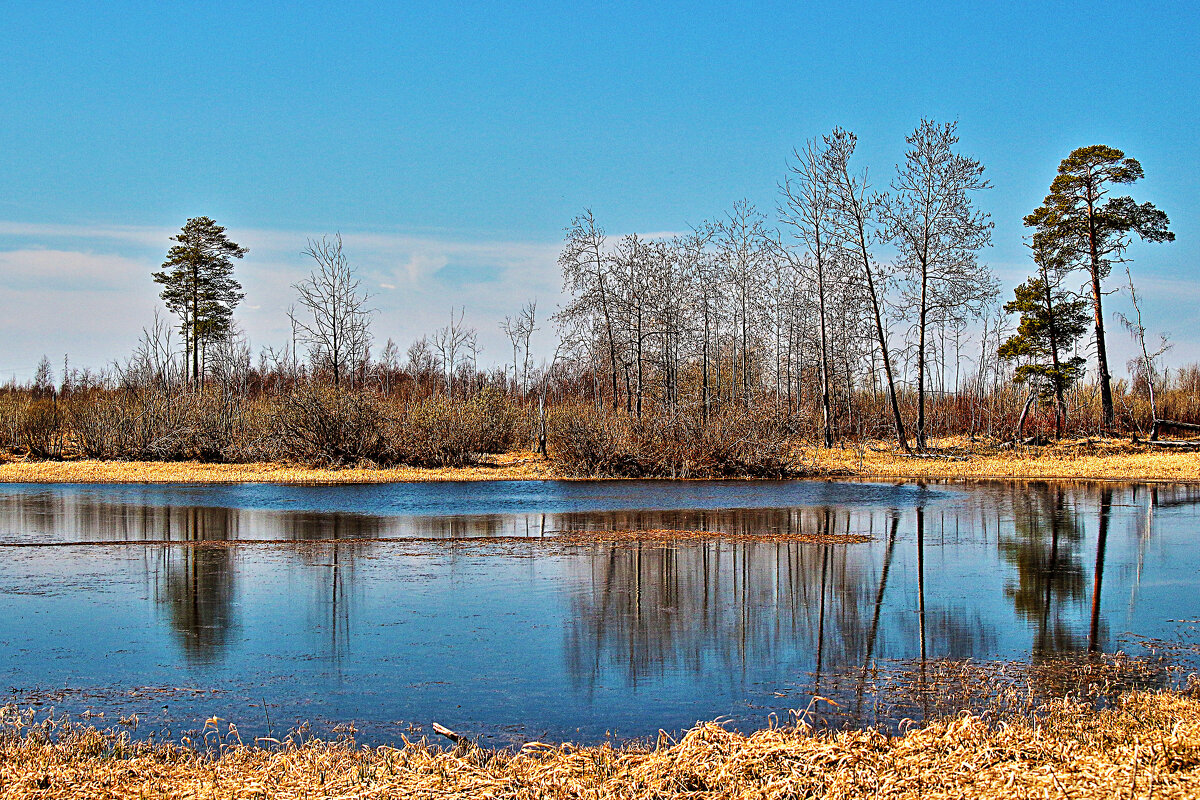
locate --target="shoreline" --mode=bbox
[4,689,1199,798]
[1,438,1198,484]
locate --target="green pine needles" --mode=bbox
[151,217,247,386]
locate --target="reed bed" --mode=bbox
[4,689,1200,799]
[804,436,1200,483]
[0,452,553,484]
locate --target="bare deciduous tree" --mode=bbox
[559,210,621,410]
[883,119,995,450]
[779,138,839,447]
[432,306,476,396]
[712,200,771,408]
[1117,266,1171,433]
[824,127,910,451]
[291,234,375,389]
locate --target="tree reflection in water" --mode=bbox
[149,507,236,664]
[4,479,1194,733]
[998,483,1087,657]
[560,506,992,696]
[563,508,865,692]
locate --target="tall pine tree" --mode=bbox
[999,243,1091,438]
[1023,146,1174,428]
[152,217,247,386]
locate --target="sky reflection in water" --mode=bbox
[0,479,1198,745]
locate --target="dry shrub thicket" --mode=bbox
[1,363,1198,477]
[0,382,520,469]
[3,688,1200,798]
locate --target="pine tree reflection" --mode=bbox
[151,506,236,664]
[998,483,1087,657]
[1088,488,1112,653]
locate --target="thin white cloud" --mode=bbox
[0,220,567,373]
[1,219,1196,376]
[0,249,148,291]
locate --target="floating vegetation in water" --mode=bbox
[0,527,872,550]
[551,528,872,545]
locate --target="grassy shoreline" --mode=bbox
[1,437,1197,484]
[4,690,1200,799]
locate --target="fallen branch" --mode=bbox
[905,451,969,461]
[1151,419,1200,441]
[431,722,470,746]
[1145,439,1200,450]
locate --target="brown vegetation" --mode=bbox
[4,689,1200,798]
[3,435,1198,484]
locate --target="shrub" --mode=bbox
[389,392,516,467]
[547,404,797,478]
[270,383,387,466]
[19,399,60,458]
[546,405,643,477]
[0,393,28,453]
[473,386,519,454]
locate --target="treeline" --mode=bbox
[0,123,1192,475]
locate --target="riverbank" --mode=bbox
[4,689,1199,799]
[809,435,1200,483]
[0,450,555,484]
[0,437,1196,484]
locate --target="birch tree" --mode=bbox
[882,120,995,449]
[824,128,910,451]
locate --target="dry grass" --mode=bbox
[806,435,1200,483]
[551,528,872,545]
[0,451,554,485]
[1,436,1197,485]
[4,689,1200,799]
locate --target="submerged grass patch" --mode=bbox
[0,527,872,551]
[4,689,1200,799]
[551,528,872,545]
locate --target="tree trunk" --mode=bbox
[701,300,710,424]
[1016,390,1036,439]
[856,218,909,452]
[191,257,200,388]
[817,251,833,448]
[1041,275,1067,439]
[1086,195,1115,428]
[916,259,928,450]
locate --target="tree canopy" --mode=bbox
[999,243,1091,438]
[1023,145,1173,427]
[152,216,247,385]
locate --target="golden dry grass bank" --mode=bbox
[804,436,1200,483]
[0,451,554,485]
[1,437,1197,484]
[3,690,1200,799]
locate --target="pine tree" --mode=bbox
[152,217,247,386]
[999,244,1091,438]
[1023,146,1174,428]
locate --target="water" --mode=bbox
[1,479,1198,745]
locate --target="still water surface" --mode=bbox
[1,480,1198,745]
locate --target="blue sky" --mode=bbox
[1,1,1197,378]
